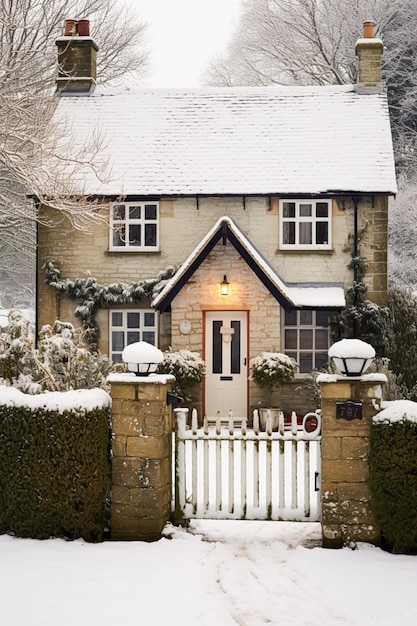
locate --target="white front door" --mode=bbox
[205,311,248,419]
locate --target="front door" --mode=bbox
[205,311,248,419]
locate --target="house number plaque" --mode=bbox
[336,400,363,421]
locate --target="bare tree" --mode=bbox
[0,0,149,93]
[0,0,149,307]
[203,0,417,174]
[388,175,417,289]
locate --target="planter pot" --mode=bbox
[258,408,283,431]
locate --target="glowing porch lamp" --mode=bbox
[220,275,229,296]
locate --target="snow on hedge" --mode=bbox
[373,399,417,424]
[0,386,111,414]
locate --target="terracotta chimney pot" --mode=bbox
[77,20,90,37]
[363,21,375,38]
[64,19,77,36]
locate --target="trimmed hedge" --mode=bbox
[370,419,417,553]
[0,390,111,542]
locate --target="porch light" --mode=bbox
[328,338,375,377]
[221,274,229,295]
[122,341,163,376]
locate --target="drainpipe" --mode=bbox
[352,195,361,338]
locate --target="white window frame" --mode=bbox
[282,309,330,375]
[109,201,159,251]
[279,199,332,250]
[109,309,158,363]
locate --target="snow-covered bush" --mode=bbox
[250,352,298,405]
[157,349,205,401]
[0,312,111,392]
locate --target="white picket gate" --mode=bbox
[173,408,322,522]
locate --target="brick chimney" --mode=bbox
[56,19,98,96]
[355,21,383,94]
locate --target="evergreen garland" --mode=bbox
[43,261,177,349]
[335,229,390,357]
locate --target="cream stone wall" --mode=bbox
[37,193,388,343]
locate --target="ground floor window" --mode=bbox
[110,309,158,363]
[283,309,330,374]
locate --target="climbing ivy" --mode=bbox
[43,261,177,349]
[335,229,390,357]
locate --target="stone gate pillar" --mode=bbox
[108,373,175,541]
[319,374,386,548]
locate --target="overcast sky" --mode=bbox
[134,0,241,87]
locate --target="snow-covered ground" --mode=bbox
[1,520,415,626]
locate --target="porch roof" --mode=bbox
[152,216,345,312]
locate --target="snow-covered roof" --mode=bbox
[152,216,345,311]
[54,85,397,197]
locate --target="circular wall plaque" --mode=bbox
[179,319,192,334]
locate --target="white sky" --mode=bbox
[132,0,242,87]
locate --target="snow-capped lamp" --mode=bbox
[122,341,164,376]
[328,338,375,377]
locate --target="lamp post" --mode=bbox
[328,338,375,377]
[122,341,164,376]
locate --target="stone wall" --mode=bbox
[109,373,174,541]
[320,377,385,548]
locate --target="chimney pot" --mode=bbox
[64,19,77,36]
[77,20,90,37]
[363,21,375,38]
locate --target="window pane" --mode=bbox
[283,222,295,244]
[285,310,297,326]
[315,352,329,370]
[144,312,155,326]
[127,331,140,344]
[299,222,312,244]
[212,321,222,374]
[316,222,328,244]
[300,329,313,349]
[300,311,312,325]
[283,202,295,218]
[285,329,297,350]
[145,204,157,220]
[231,321,241,374]
[112,331,124,352]
[143,331,155,345]
[129,225,141,245]
[285,351,297,363]
[129,206,141,219]
[127,312,140,328]
[299,203,312,217]
[112,312,123,326]
[113,205,125,220]
[112,353,123,363]
[316,311,329,327]
[113,228,125,246]
[299,353,312,373]
[315,329,329,350]
[144,223,157,246]
[316,202,329,217]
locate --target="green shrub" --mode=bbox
[0,388,111,542]
[370,406,417,553]
[157,349,205,400]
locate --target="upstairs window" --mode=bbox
[279,200,331,250]
[110,202,159,251]
[110,309,158,363]
[283,309,330,374]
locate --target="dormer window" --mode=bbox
[110,202,159,251]
[279,199,331,250]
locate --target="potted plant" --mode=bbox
[250,352,298,430]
